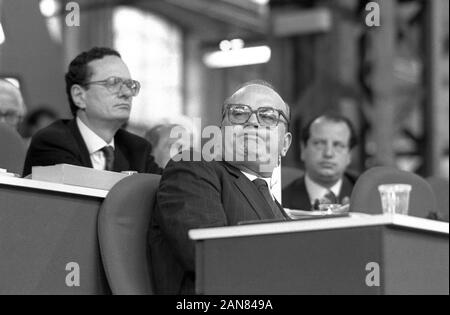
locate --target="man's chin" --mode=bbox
[316,172,340,183]
[111,112,130,122]
[232,160,276,177]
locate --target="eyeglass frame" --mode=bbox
[81,76,141,96]
[0,110,22,125]
[222,103,290,128]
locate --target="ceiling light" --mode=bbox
[0,23,5,45]
[250,0,270,5]
[203,45,271,69]
[40,0,60,18]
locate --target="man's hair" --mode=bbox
[222,79,291,125]
[301,113,358,149]
[0,79,26,116]
[65,47,121,116]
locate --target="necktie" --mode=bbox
[322,190,338,204]
[313,190,338,210]
[253,178,286,220]
[101,145,115,171]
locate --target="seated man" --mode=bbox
[283,114,358,210]
[0,79,26,131]
[149,80,292,294]
[23,47,161,176]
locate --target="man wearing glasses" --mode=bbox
[23,47,161,176]
[149,80,292,294]
[282,114,358,210]
[0,79,26,131]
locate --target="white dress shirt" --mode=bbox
[76,117,115,171]
[240,170,277,202]
[304,174,342,206]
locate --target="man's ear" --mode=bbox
[345,149,353,167]
[300,142,306,162]
[71,84,87,111]
[281,132,292,157]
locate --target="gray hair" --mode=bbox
[0,79,26,116]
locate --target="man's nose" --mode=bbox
[323,143,334,157]
[245,112,259,127]
[118,85,133,98]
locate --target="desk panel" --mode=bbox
[194,221,449,295]
[0,184,109,294]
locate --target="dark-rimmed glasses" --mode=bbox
[224,104,289,127]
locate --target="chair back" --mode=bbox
[350,166,437,219]
[98,173,161,294]
[0,122,26,174]
[426,176,449,222]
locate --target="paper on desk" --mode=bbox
[284,204,350,220]
[32,164,130,190]
[0,168,20,177]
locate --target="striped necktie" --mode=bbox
[253,178,286,220]
[101,145,114,171]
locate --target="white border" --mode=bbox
[0,175,108,198]
[189,214,449,240]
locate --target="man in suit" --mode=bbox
[282,114,358,210]
[149,80,292,294]
[23,47,161,176]
[0,79,26,131]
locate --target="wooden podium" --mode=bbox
[189,214,449,295]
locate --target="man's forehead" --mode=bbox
[228,84,284,106]
[88,56,130,78]
[0,93,19,108]
[311,119,350,136]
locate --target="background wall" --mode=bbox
[0,0,68,118]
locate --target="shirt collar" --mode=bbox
[240,170,274,190]
[76,117,114,154]
[304,174,343,204]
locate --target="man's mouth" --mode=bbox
[319,161,336,169]
[115,103,131,110]
[243,134,263,140]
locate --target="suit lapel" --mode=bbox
[274,198,290,219]
[68,119,93,168]
[298,177,313,210]
[339,175,354,203]
[222,162,275,220]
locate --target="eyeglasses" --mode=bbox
[82,76,141,96]
[224,104,289,127]
[0,110,22,125]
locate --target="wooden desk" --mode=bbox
[190,214,449,295]
[0,176,109,294]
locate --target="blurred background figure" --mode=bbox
[145,123,191,169]
[21,106,58,143]
[283,114,358,210]
[0,79,26,131]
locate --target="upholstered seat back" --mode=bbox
[350,166,437,219]
[98,174,161,294]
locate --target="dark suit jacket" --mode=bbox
[282,174,356,210]
[148,158,288,295]
[23,119,162,176]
